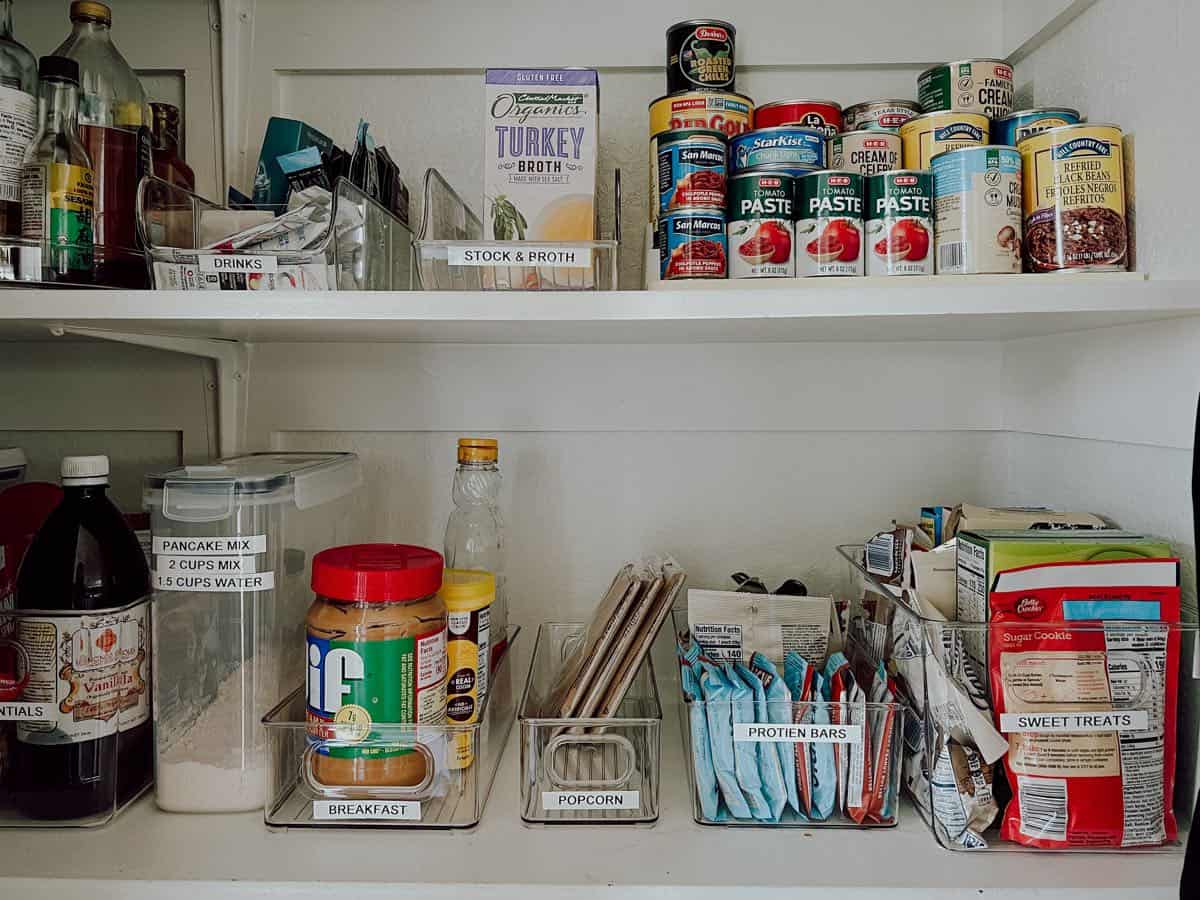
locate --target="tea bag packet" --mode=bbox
[699,662,752,819]
[808,671,837,821]
[783,652,815,817]
[688,589,834,665]
[681,663,720,821]
[735,662,786,821]
[724,663,772,820]
[749,652,800,815]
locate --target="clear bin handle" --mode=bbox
[545,733,636,788]
[300,740,437,800]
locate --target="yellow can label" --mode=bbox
[1019,124,1128,271]
[900,112,989,170]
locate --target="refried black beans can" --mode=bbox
[667,20,736,93]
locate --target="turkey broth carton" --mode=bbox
[483,69,598,251]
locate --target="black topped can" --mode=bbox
[667,19,736,93]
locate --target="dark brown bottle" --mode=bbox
[149,102,193,192]
[12,455,152,821]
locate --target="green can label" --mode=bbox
[797,171,863,276]
[865,171,933,276]
[306,628,448,759]
[918,60,1013,119]
[21,162,95,274]
[728,172,795,278]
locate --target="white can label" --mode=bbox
[1000,711,1150,733]
[0,85,37,204]
[541,791,641,810]
[734,722,863,744]
[312,800,421,821]
[152,533,273,593]
[15,600,151,745]
[447,244,593,268]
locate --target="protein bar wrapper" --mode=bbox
[988,558,1182,848]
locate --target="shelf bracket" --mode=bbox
[48,326,250,458]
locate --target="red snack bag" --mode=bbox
[988,558,1181,848]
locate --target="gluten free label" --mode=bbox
[733,723,863,744]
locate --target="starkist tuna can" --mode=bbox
[658,210,728,279]
[666,19,736,93]
[754,99,842,138]
[655,129,727,217]
[649,91,754,140]
[730,127,825,175]
[994,107,1081,147]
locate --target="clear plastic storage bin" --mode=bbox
[671,607,904,828]
[262,628,519,829]
[839,544,1197,852]
[137,175,413,291]
[518,623,662,824]
[413,168,620,291]
[0,602,153,827]
[144,453,362,813]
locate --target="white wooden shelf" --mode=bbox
[0,689,1184,900]
[0,273,1190,344]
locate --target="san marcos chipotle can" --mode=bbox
[865,170,933,276]
[666,19,736,93]
[844,99,921,132]
[796,170,864,277]
[900,110,989,169]
[918,58,1014,119]
[655,129,727,217]
[730,127,825,175]
[754,99,843,138]
[829,129,902,177]
[728,171,795,278]
[658,210,728,279]
[649,91,754,140]
[1019,123,1128,272]
[994,107,1081,147]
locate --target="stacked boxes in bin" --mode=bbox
[840,530,1196,851]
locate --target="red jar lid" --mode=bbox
[312,544,443,603]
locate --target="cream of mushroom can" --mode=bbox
[828,130,902,177]
[931,145,1023,274]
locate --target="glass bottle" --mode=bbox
[54,1,151,288]
[444,438,508,665]
[0,0,37,236]
[149,101,193,192]
[21,55,94,284]
[12,455,153,821]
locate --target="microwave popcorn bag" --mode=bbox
[988,559,1181,848]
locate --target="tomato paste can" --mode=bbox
[918,58,1014,119]
[932,145,1023,274]
[754,99,843,138]
[1019,123,1128,272]
[843,99,921,132]
[649,91,754,141]
[729,127,825,176]
[727,171,795,278]
[865,170,933,276]
[666,19,736,93]
[994,107,1081,147]
[654,129,727,218]
[796,170,864,277]
[900,110,989,169]
[658,210,728,279]
[828,129,902,177]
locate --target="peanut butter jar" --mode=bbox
[305,544,448,788]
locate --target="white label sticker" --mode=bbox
[155,555,256,575]
[312,800,421,821]
[541,791,641,810]
[1000,711,1150,733]
[198,253,278,274]
[447,244,593,268]
[0,702,53,721]
[733,722,863,744]
[152,535,267,556]
[153,571,275,593]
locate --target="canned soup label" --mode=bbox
[933,147,1022,275]
[866,172,933,276]
[728,172,795,278]
[798,172,864,277]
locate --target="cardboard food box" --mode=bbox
[252,117,335,208]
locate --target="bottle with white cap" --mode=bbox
[11,453,153,822]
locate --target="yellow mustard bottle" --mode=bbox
[439,569,494,770]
